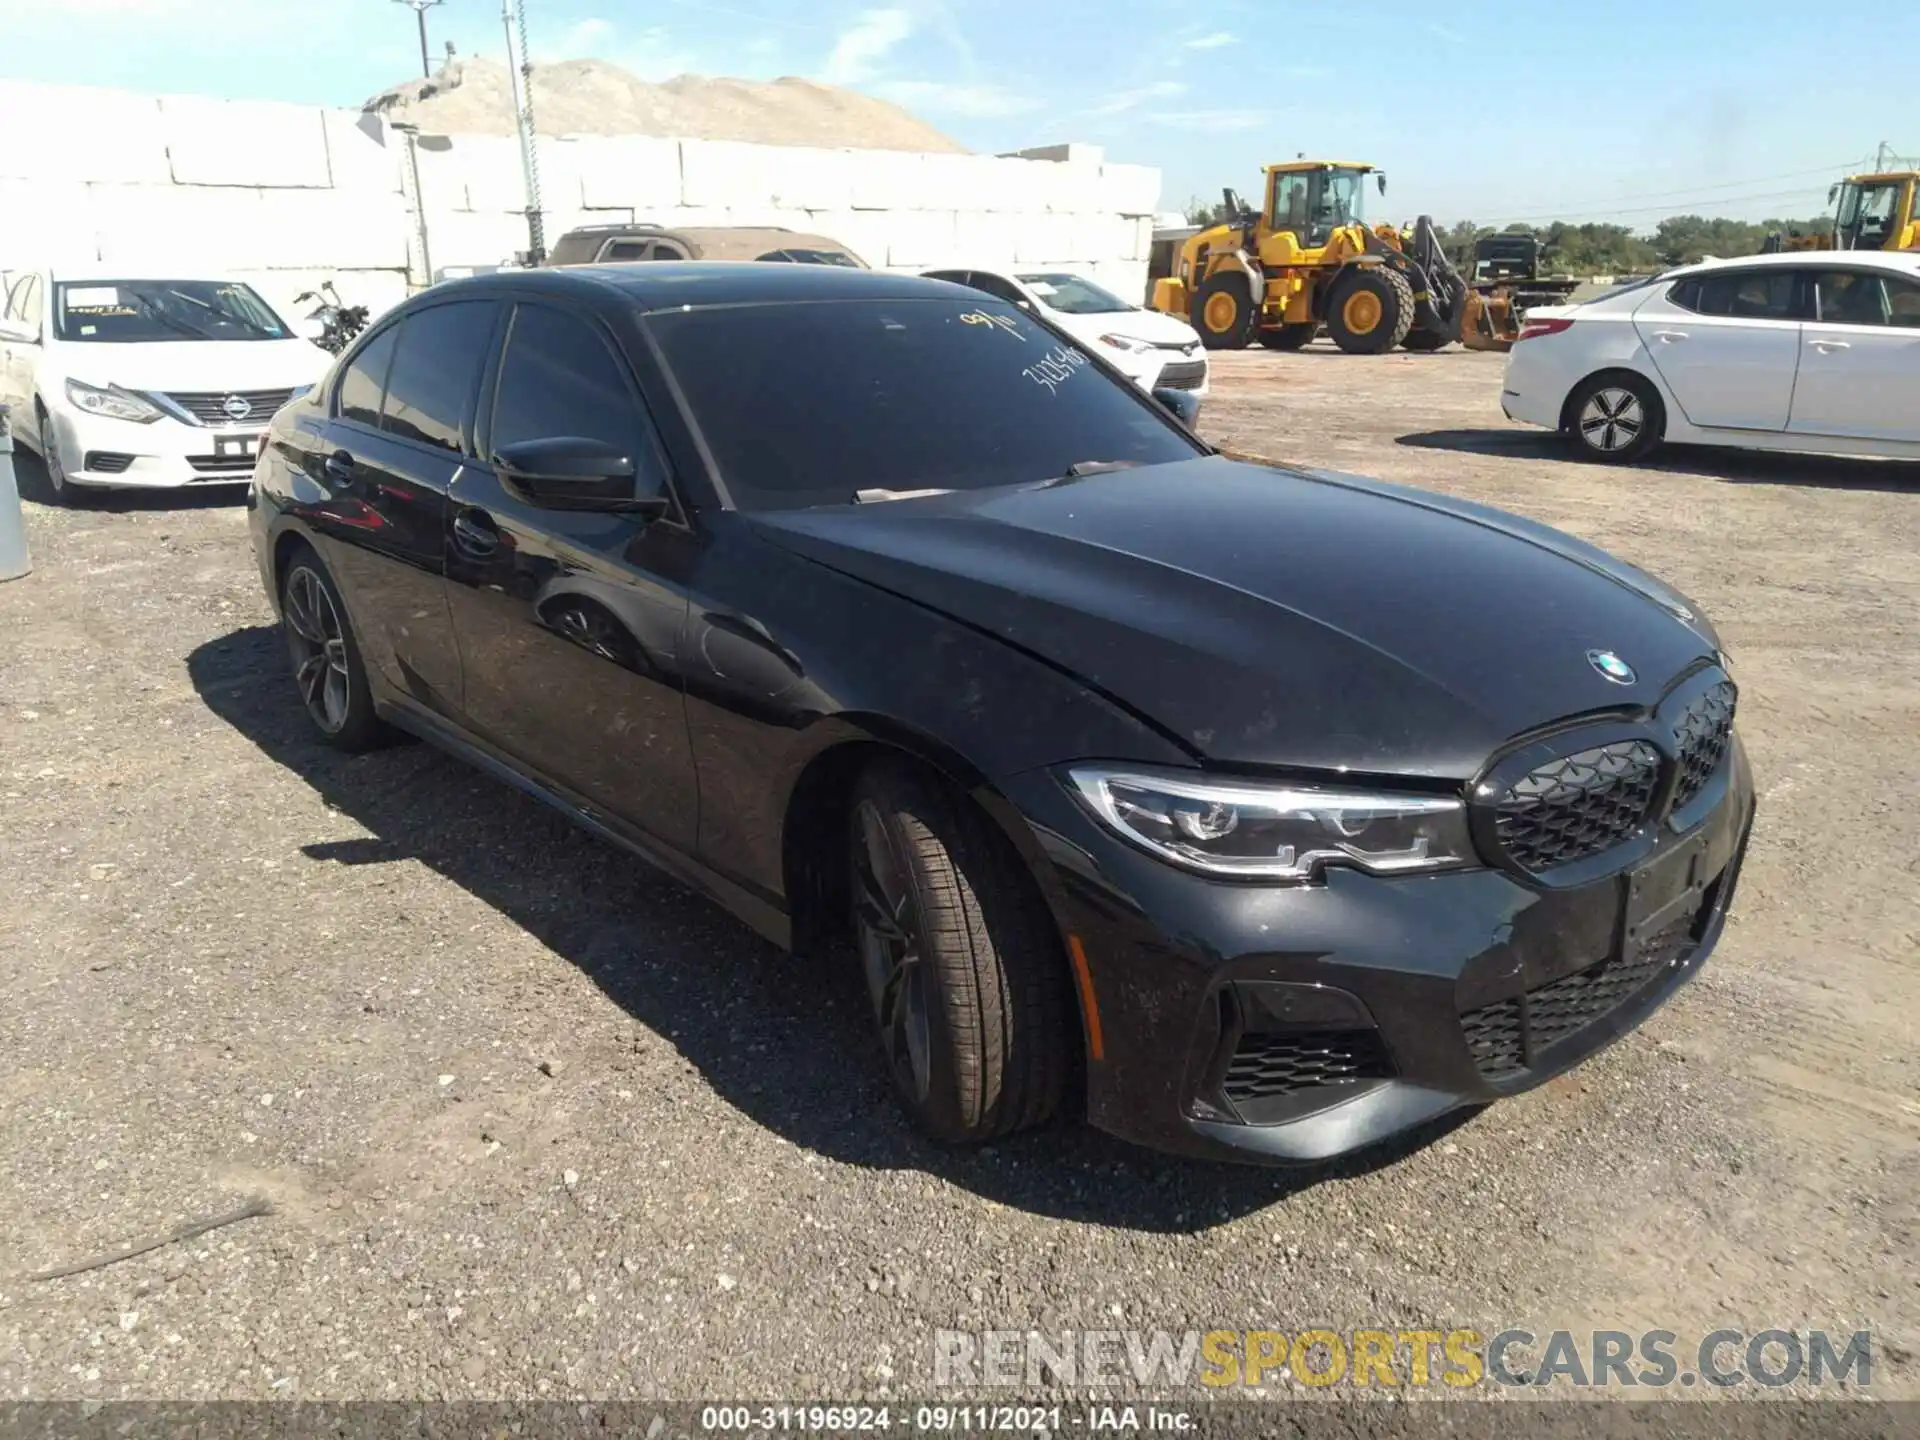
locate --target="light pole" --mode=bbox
[393,0,445,80]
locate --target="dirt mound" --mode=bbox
[364,56,966,153]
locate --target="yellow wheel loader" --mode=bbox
[1762,171,1917,255]
[1150,161,1471,355]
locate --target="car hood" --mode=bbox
[49,338,330,393]
[751,456,1721,779]
[1050,306,1201,351]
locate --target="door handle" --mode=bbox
[323,449,356,484]
[1651,329,1688,342]
[1810,338,1851,352]
[451,508,499,556]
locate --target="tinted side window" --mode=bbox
[602,239,650,261]
[1814,269,1920,327]
[337,325,398,428]
[967,272,1029,306]
[380,300,498,453]
[490,304,642,459]
[1672,271,1798,320]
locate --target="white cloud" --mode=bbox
[1147,108,1267,132]
[550,17,615,58]
[876,80,1042,118]
[1184,31,1237,49]
[819,8,915,84]
[1083,80,1185,117]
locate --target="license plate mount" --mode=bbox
[1620,834,1709,965]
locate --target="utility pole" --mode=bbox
[503,0,546,264]
[394,0,445,80]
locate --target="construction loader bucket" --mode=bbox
[1461,290,1519,352]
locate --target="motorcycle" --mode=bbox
[294,281,370,355]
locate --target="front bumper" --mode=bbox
[1000,736,1755,1165]
[44,405,268,490]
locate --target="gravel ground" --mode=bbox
[0,346,1914,1408]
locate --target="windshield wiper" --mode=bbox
[1034,459,1143,489]
[853,487,953,504]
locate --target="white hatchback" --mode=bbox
[1501,251,1920,464]
[922,266,1211,401]
[0,268,331,502]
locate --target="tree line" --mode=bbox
[1182,199,1835,274]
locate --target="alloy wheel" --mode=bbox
[283,566,352,734]
[851,799,933,1104]
[1578,387,1644,453]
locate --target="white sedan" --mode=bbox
[921,266,1211,400]
[0,267,330,502]
[1501,251,1920,464]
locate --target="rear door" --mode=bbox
[297,297,502,714]
[1631,268,1803,430]
[443,297,700,851]
[1788,267,1920,443]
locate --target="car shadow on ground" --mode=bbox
[187,623,1476,1231]
[7,447,248,511]
[1396,428,1920,492]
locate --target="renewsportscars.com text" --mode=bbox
[933,1328,1874,1390]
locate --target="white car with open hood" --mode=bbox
[922,265,1211,402]
[0,268,330,501]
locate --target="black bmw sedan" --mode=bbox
[247,263,1753,1164]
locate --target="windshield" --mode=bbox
[1836,182,1901,247]
[1017,272,1133,314]
[1324,168,1367,228]
[53,280,292,343]
[646,298,1202,512]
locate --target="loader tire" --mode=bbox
[1258,323,1317,351]
[1401,328,1454,352]
[1192,273,1258,350]
[1325,266,1415,355]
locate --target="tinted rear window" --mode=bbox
[645,298,1201,511]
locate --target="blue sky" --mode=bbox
[2,0,1914,226]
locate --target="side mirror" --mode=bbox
[1152,386,1202,427]
[1827,184,1839,202]
[1377,173,1388,195]
[493,436,667,517]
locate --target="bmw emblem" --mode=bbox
[1587,649,1637,685]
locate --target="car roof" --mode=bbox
[429,262,976,311]
[1668,250,1920,279]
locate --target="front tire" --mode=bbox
[279,544,387,751]
[1324,266,1416,355]
[33,402,86,506]
[1191,273,1258,350]
[1564,372,1664,463]
[848,759,1073,1144]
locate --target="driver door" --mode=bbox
[443,297,701,852]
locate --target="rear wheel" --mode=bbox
[1258,323,1317,351]
[848,758,1073,1144]
[1564,372,1665,464]
[1324,267,1414,354]
[280,543,387,750]
[1191,273,1257,350]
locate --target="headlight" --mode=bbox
[1097,333,1154,354]
[1066,766,1477,882]
[65,379,163,424]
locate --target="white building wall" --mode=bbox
[0,81,1161,326]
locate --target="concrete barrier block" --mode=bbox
[0,81,171,185]
[1092,259,1149,303]
[257,188,411,270]
[576,136,684,209]
[414,135,528,213]
[162,95,332,188]
[977,158,1056,213]
[948,211,1026,270]
[1013,212,1078,264]
[882,210,958,268]
[680,139,781,210]
[421,209,533,269]
[802,209,890,268]
[1098,162,1162,217]
[88,184,272,270]
[0,179,96,263]
[1041,162,1105,215]
[1128,215,1155,262]
[324,110,404,194]
[850,151,930,211]
[762,146,856,212]
[532,138,589,212]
